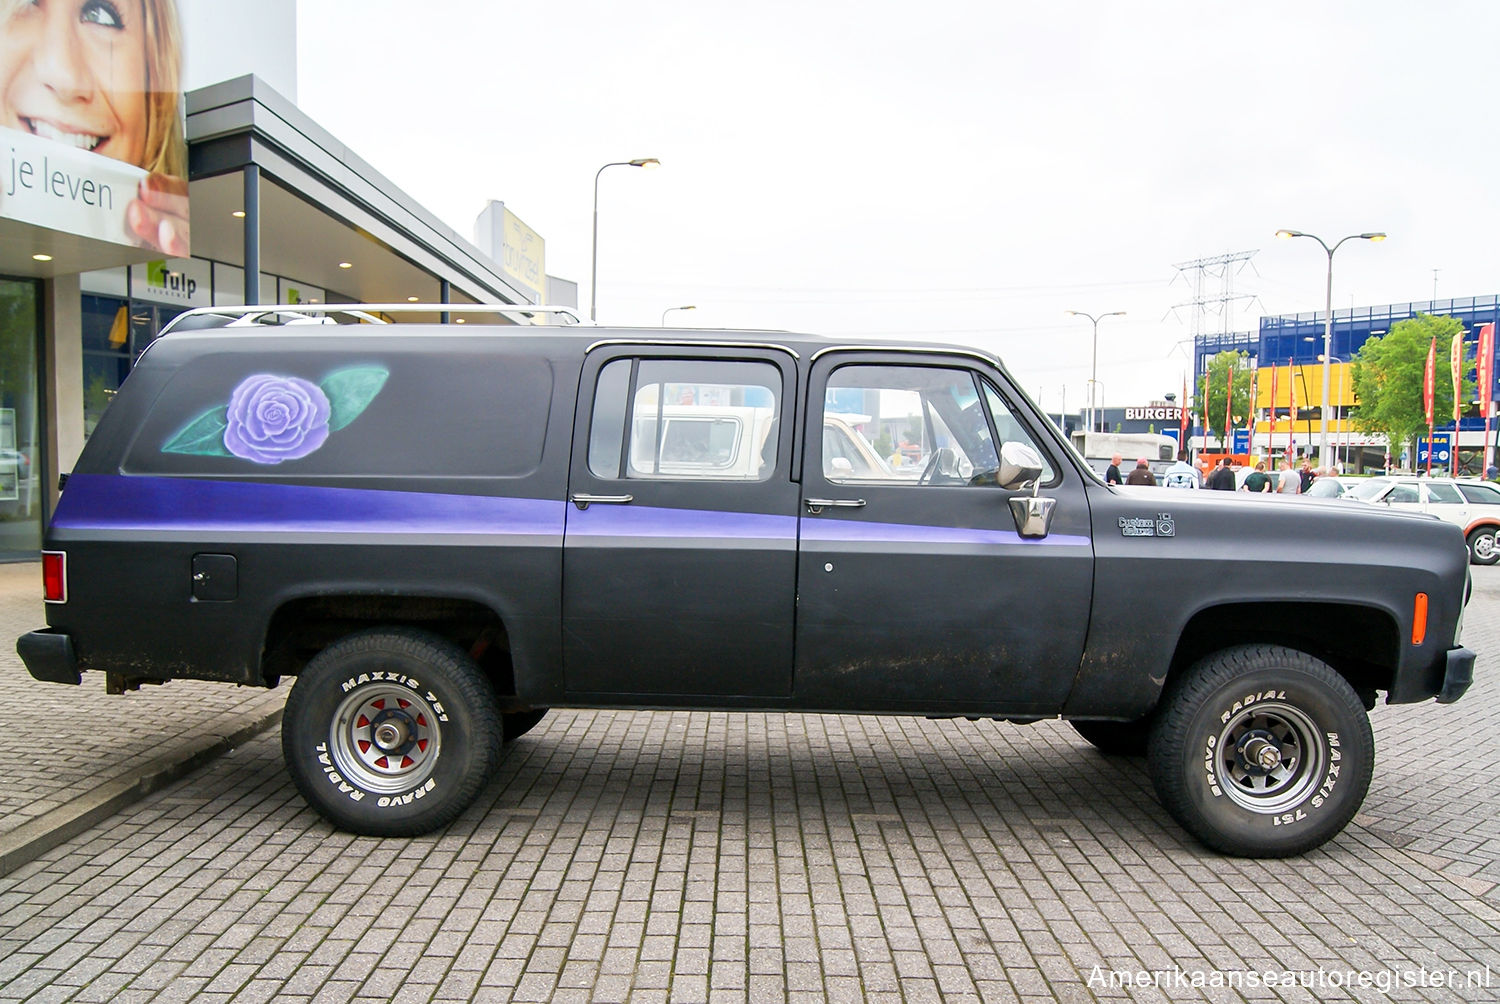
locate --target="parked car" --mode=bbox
[17,305,1475,858]
[1344,476,1500,564]
[1303,475,1363,499]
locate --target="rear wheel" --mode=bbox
[1148,645,1372,857]
[282,628,502,836]
[1070,718,1150,756]
[1467,526,1499,565]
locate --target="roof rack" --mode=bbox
[157,303,586,337]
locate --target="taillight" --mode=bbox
[42,551,66,603]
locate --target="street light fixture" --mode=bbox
[661,305,696,325]
[1065,310,1126,435]
[1275,229,1386,466]
[591,158,661,322]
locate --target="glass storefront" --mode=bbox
[0,278,41,558]
[82,295,182,438]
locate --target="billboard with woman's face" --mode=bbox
[0,0,188,256]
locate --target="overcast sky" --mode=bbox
[295,0,1500,414]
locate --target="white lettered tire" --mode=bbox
[282,628,502,836]
[1148,645,1373,857]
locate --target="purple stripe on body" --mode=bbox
[52,474,566,536]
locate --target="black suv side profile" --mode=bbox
[18,305,1475,857]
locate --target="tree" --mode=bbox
[1351,313,1468,465]
[1197,351,1253,451]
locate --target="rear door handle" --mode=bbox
[805,498,867,513]
[571,493,634,510]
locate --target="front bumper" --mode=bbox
[1437,646,1476,704]
[17,629,80,686]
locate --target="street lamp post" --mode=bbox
[591,158,660,322]
[1065,310,1125,434]
[1275,229,1386,467]
[661,305,696,325]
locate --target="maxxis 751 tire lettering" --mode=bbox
[282,628,502,837]
[1147,645,1373,858]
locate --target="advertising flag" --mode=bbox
[1452,332,1465,424]
[1224,365,1234,445]
[1480,323,1496,471]
[1180,374,1189,444]
[1270,364,1280,457]
[1480,324,1496,414]
[1247,369,1258,434]
[1289,359,1298,425]
[1424,336,1437,428]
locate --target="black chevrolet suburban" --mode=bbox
[17,306,1476,857]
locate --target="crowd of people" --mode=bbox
[1104,451,1339,493]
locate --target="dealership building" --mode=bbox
[0,2,562,560]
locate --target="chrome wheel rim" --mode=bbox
[1214,701,1324,814]
[1474,532,1497,561]
[330,684,442,794]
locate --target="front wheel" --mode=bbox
[1468,526,1500,565]
[1148,645,1373,857]
[282,628,502,836]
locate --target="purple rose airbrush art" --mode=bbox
[162,366,389,464]
[223,375,330,464]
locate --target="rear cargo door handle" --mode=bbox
[571,493,634,511]
[805,498,867,513]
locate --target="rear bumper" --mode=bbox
[1437,646,1476,704]
[17,629,80,686]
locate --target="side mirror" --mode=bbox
[829,457,854,474]
[996,442,1044,491]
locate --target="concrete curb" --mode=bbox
[0,706,284,878]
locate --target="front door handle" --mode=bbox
[571,493,634,511]
[805,498,867,514]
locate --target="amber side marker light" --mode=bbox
[42,551,66,603]
[1412,592,1429,646]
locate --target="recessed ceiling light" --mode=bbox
[32,253,52,262]
[338,261,353,269]
[407,296,419,302]
[455,318,466,324]
[231,210,246,219]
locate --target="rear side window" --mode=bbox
[122,351,553,478]
[587,358,781,481]
[1459,482,1500,504]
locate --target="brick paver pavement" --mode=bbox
[0,567,1497,1001]
[0,562,286,857]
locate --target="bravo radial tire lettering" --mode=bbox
[282,628,502,837]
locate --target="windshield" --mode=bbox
[1305,479,1345,498]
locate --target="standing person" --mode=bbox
[1276,459,1300,494]
[1162,449,1200,488]
[1205,457,1236,491]
[0,0,190,255]
[1105,453,1123,486]
[1241,461,1272,494]
[1125,458,1156,485]
[1298,460,1314,494]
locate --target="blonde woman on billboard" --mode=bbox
[0,0,189,255]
